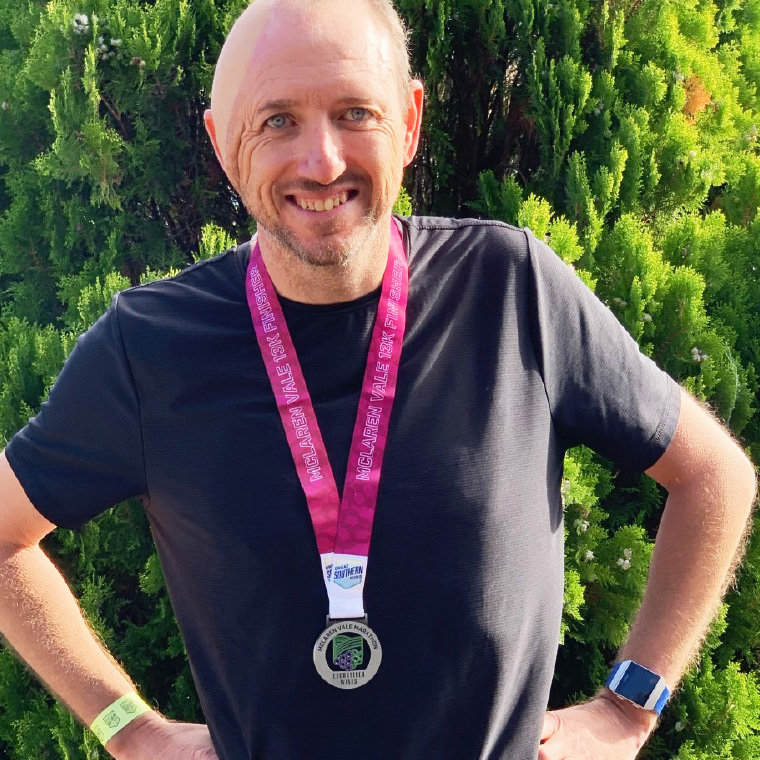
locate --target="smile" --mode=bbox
[287,190,357,213]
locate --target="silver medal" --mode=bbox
[313,618,382,689]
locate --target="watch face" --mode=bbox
[618,666,661,704]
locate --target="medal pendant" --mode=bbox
[313,618,382,689]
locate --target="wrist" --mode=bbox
[105,709,165,760]
[597,688,659,743]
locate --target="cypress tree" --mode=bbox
[1,0,760,757]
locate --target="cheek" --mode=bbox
[255,180,280,220]
[236,172,268,220]
[237,141,256,188]
[239,142,280,214]
[361,132,403,191]
[376,134,405,197]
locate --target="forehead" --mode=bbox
[242,3,397,107]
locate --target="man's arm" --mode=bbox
[539,388,757,760]
[0,451,218,760]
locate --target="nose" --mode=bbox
[298,119,347,185]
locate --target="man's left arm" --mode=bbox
[539,387,757,760]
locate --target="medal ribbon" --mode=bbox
[245,221,408,619]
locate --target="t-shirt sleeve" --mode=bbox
[5,294,148,529]
[525,229,680,472]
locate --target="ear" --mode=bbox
[402,80,425,167]
[204,109,225,168]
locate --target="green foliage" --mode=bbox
[194,222,236,262]
[561,568,585,644]
[0,0,250,326]
[527,38,593,190]
[1,0,760,757]
[673,660,760,759]
[472,171,523,225]
[392,185,413,217]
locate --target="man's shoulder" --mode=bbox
[111,242,249,339]
[120,243,247,301]
[399,215,533,272]
[402,214,523,234]
[114,243,246,310]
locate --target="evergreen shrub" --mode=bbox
[0,0,759,756]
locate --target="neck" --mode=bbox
[255,225,391,304]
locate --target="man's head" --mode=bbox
[204,0,424,269]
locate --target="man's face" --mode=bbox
[209,1,423,268]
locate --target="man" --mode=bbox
[0,0,755,758]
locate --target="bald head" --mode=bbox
[208,0,412,165]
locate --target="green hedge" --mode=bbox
[1,0,759,756]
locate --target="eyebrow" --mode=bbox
[254,99,297,119]
[253,95,381,120]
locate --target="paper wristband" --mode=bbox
[90,692,151,745]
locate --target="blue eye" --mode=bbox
[347,108,370,121]
[265,114,289,129]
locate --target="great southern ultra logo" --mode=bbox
[332,562,364,589]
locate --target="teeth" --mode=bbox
[296,194,348,212]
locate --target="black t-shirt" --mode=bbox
[6,217,680,760]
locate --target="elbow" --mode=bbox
[709,442,758,531]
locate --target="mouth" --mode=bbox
[286,189,360,213]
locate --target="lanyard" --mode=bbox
[245,221,408,620]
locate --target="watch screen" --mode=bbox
[619,666,660,703]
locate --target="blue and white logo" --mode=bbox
[333,563,364,589]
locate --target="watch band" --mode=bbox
[605,660,670,715]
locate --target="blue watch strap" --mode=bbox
[606,660,670,715]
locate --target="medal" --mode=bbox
[245,220,408,688]
[313,618,383,689]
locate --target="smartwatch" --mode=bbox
[605,660,670,715]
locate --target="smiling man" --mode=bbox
[0,1,755,760]
[205,0,423,300]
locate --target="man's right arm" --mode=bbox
[0,451,217,760]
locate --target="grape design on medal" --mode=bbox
[333,634,364,671]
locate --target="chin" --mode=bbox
[258,213,386,270]
[290,241,355,269]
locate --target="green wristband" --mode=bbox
[90,692,151,746]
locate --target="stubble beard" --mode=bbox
[241,176,389,270]
[256,207,385,270]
